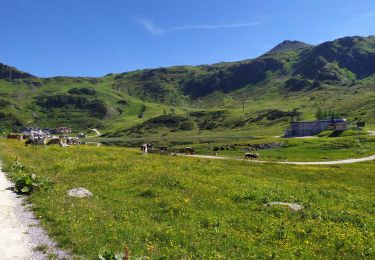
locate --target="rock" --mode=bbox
[265,202,303,211]
[67,188,92,198]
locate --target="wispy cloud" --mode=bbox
[138,18,262,35]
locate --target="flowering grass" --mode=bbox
[0,139,374,259]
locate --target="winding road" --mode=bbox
[177,154,375,165]
[90,128,101,136]
[177,131,375,165]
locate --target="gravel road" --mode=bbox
[177,154,375,165]
[0,166,70,260]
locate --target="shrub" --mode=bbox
[14,174,53,194]
[98,251,125,260]
[68,87,97,96]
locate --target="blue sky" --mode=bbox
[0,0,375,77]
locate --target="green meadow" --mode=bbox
[0,139,374,259]
[171,133,375,162]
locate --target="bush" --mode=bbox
[98,251,125,260]
[14,174,53,194]
[68,87,97,96]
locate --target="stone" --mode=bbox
[265,202,303,211]
[67,188,93,198]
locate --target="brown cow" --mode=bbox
[7,133,23,140]
[185,147,195,155]
[245,153,260,160]
[47,138,62,145]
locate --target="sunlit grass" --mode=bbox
[0,139,374,258]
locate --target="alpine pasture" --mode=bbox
[0,139,374,259]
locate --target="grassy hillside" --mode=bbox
[0,139,374,258]
[1,35,375,138]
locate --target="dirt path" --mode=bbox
[0,166,70,259]
[90,128,101,137]
[369,131,375,136]
[176,154,375,165]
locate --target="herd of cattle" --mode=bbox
[7,133,81,147]
[140,143,260,159]
[7,133,261,159]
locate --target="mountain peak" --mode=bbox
[266,40,313,54]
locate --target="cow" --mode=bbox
[159,146,169,154]
[66,137,81,145]
[47,138,62,145]
[7,133,23,140]
[25,138,37,147]
[185,147,195,155]
[245,153,260,160]
[141,143,153,155]
[25,136,48,147]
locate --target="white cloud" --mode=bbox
[138,18,262,35]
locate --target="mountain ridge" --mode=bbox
[1,35,375,137]
[265,40,313,55]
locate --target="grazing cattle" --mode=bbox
[159,146,169,153]
[141,143,153,155]
[47,138,62,145]
[66,137,81,145]
[245,153,260,160]
[25,137,48,147]
[185,147,195,155]
[25,138,37,147]
[7,133,23,140]
[59,140,69,148]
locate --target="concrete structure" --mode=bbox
[285,119,348,137]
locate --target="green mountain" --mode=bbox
[1,35,375,138]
